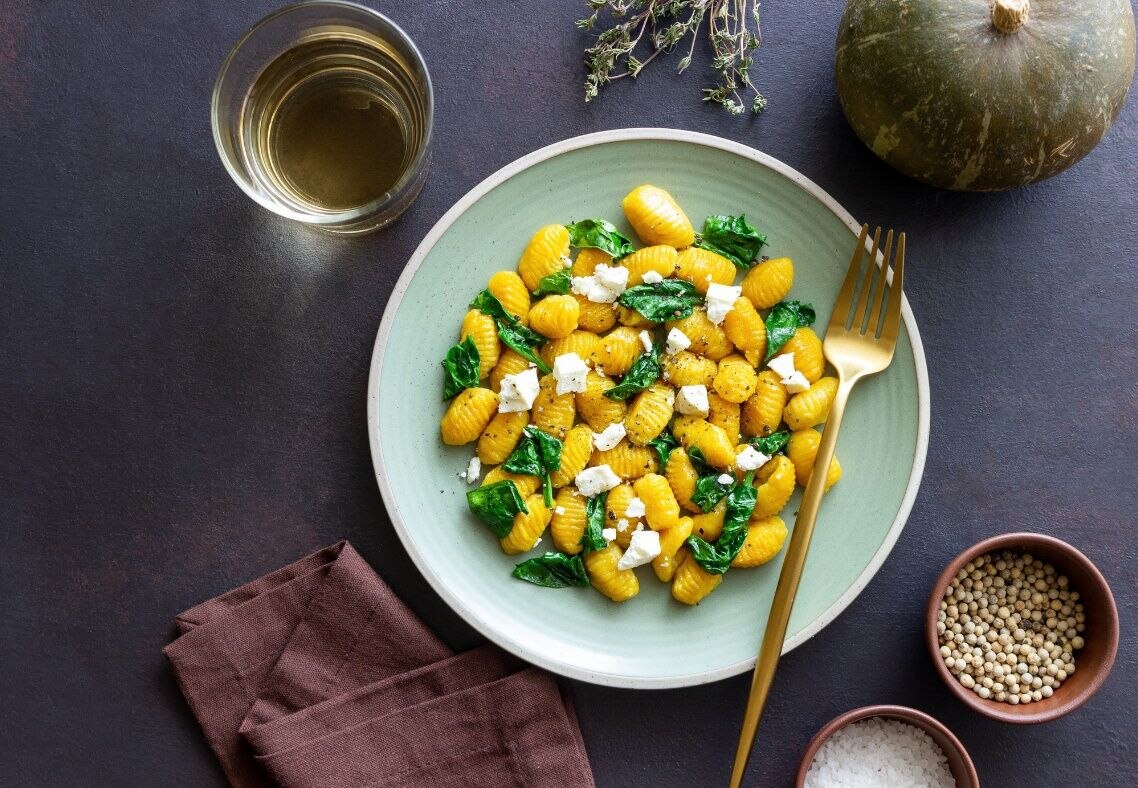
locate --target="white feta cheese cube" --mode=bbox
[665,327,692,355]
[616,529,661,570]
[717,473,735,485]
[465,456,482,484]
[767,353,797,380]
[675,384,710,417]
[498,367,540,412]
[573,263,631,304]
[639,330,653,353]
[624,497,646,518]
[601,528,617,543]
[571,275,613,303]
[553,352,589,394]
[616,518,630,532]
[705,283,742,325]
[641,270,664,284]
[593,263,629,295]
[574,464,622,497]
[735,446,770,472]
[783,370,812,394]
[592,422,626,451]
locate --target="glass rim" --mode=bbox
[210,0,434,226]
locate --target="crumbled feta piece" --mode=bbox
[498,367,540,412]
[592,422,626,451]
[641,270,664,284]
[735,446,770,472]
[624,497,646,518]
[616,529,662,570]
[555,506,567,516]
[616,518,630,532]
[634,522,644,531]
[553,352,589,394]
[575,464,622,496]
[783,370,811,394]
[532,537,542,550]
[572,263,629,303]
[767,353,797,380]
[717,473,734,485]
[560,255,573,269]
[601,528,617,543]
[675,384,710,417]
[465,456,482,484]
[665,327,692,355]
[639,330,653,353]
[594,263,629,293]
[705,283,742,325]
[768,352,812,393]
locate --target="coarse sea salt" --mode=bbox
[804,717,954,788]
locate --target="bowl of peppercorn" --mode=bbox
[925,532,1119,723]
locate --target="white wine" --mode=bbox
[213,4,432,233]
[245,36,419,212]
[243,34,425,214]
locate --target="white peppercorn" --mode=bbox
[938,550,1086,707]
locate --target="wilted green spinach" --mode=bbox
[603,344,662,401]
[618,279,702,322]
[470,289,552,373]
[685,471,757,574]
[533,269,571,297]
[696,214,767,269]
[579,492,609,552]
[503,426,563,507]
[750,430,790,456]
[512,552,590,588]
[441,336,480,399]
[466,480,528,538]
[763,300,816,362]
[565,219,634,260]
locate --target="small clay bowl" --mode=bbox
[926,532,1119,724]
[795,705,978,787]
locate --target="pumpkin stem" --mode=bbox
[991,0,1029,34]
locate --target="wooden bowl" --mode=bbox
[925,532,1119,724]
[795,705,978,787]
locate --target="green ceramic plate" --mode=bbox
[368,129,929,688]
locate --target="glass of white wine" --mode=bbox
[212,1,432,234]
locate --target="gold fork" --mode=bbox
[729,225,907,788]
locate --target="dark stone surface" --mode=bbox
[2,1,1135,784]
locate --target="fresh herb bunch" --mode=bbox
[577,0,767,116]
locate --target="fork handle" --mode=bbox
[728,377,855,788]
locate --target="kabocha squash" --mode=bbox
[835,0,1136,191]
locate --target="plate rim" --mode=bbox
[366,127,931,688]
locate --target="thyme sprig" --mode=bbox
[578,0,766,116]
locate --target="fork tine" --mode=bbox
[851,227,881,333]
[881,232,906,342]
[829,224,868,332]
[865,229,893,336]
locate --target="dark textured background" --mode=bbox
[2,1,1136,785]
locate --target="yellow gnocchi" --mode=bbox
[444,186,842,605]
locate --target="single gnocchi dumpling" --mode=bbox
[622,185,695,248]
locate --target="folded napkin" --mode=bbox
[165,542,594,788]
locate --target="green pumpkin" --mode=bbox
[835,0,1136,191]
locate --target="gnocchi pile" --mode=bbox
[440,184,841,605]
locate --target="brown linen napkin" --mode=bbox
[165,542,594,788]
